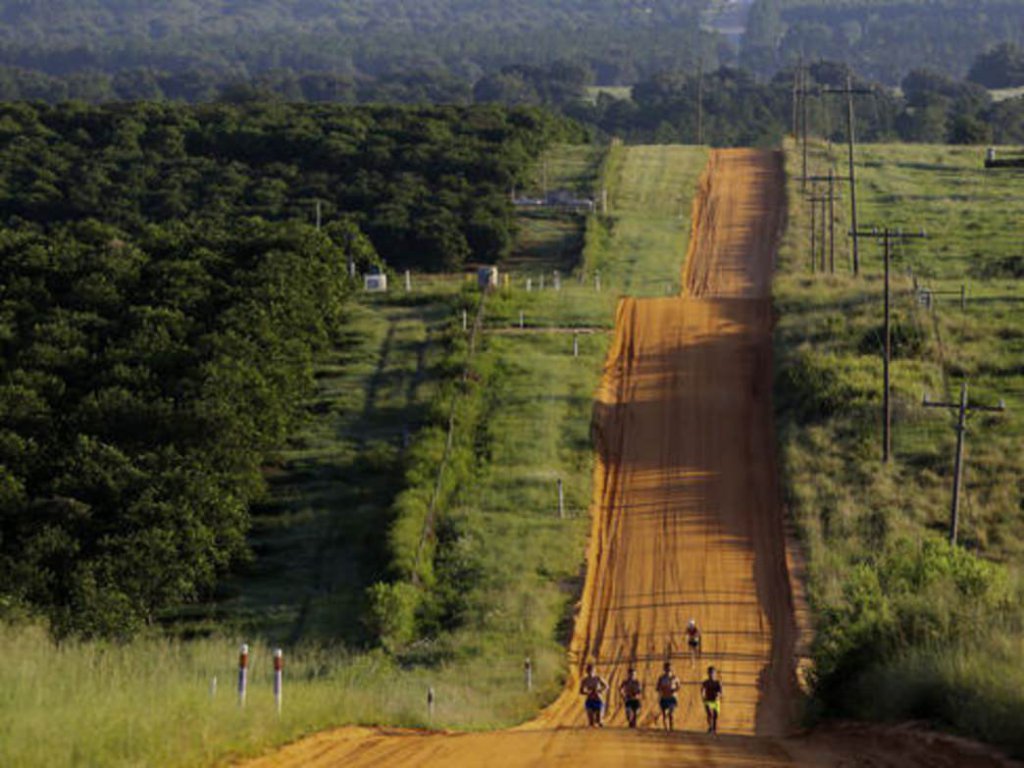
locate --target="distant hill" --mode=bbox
[0,1,712,84]
[743,0,1024,83]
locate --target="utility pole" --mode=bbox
[805,172,849,274]
[809,184,817,273]
[824,70,873,276]
[851,227,926,462]
[923,383,1006,545]
[801,63,810,192]
[828,169,836,273]
[696,59,705,146]
[820,196,828,273]
[791,61,800,140]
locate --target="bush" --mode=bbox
[811,537,1015,717]
[365,581,421,654]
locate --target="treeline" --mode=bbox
[0,103,574,637]
[0,0,711,85]
[2,61,1022,150]
[0,102,582,269]
[743,0,1024,84]
[571,63,1024,146]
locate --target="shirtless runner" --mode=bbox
[655,661,681,731]
[579,663,609,727]
[618,667,643,729]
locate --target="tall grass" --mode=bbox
[0,622,565,767]
[775,138,1024,756]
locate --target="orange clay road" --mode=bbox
[243,150,1017,768]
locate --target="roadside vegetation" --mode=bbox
[774,140,1024,756]
[1,142,708,766]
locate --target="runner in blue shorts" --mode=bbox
[618,667,643,729]
[656,661,681,731]
[579,663,609,728]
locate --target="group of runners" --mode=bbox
[577,620,723,734]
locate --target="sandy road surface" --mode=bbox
[243,150,1016,767]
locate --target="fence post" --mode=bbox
[404,270,411,292]
[525,657,533,692]
[557,478,565,519]
[462,309,468,332]
[273,648,283,715]
[238,644,249,708]
[573,333,579,358]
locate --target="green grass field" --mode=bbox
[173,295,457,646]
[775,139,1024,755]
[1,143,710,767]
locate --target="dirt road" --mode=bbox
[243,150,1015,767]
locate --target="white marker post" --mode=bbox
[273,648,284,715]
[238,644,249,708]
[405,270,411,292]
[524,657,533,692]
[553,271,561,291]
[210,676,218,699]
[462,309,468,332]
[557,479,565,519]
[519,311,525,330]
[526,277,533,292]
[573,333,579,358]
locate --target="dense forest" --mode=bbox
[0,103,579,636]
[743,0,1024,83]
[0,0,712,85]
[0,0,1022,90]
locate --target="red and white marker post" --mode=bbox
[273,648,284,715]
[238,643,249,708]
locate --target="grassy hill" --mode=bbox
[774,139,1024,755]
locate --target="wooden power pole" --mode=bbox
[851,227,926,463]
[806,172,849,275]
[923,383,1006,545]
[697,59,705,146]
[824,70,873,276]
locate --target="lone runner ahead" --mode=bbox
[656,661,681,731]
[701,666,723,735]
[685,618,702,665]
[618,667,643,729]
[579,663,608,728]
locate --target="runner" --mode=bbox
[701,666,724,735]
[579,663,609,728]
[618,667,643,729]
[685,618,702,665]
[655,661,681,731]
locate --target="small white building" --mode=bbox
[478,266,499,291]
[364,273,388,292]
